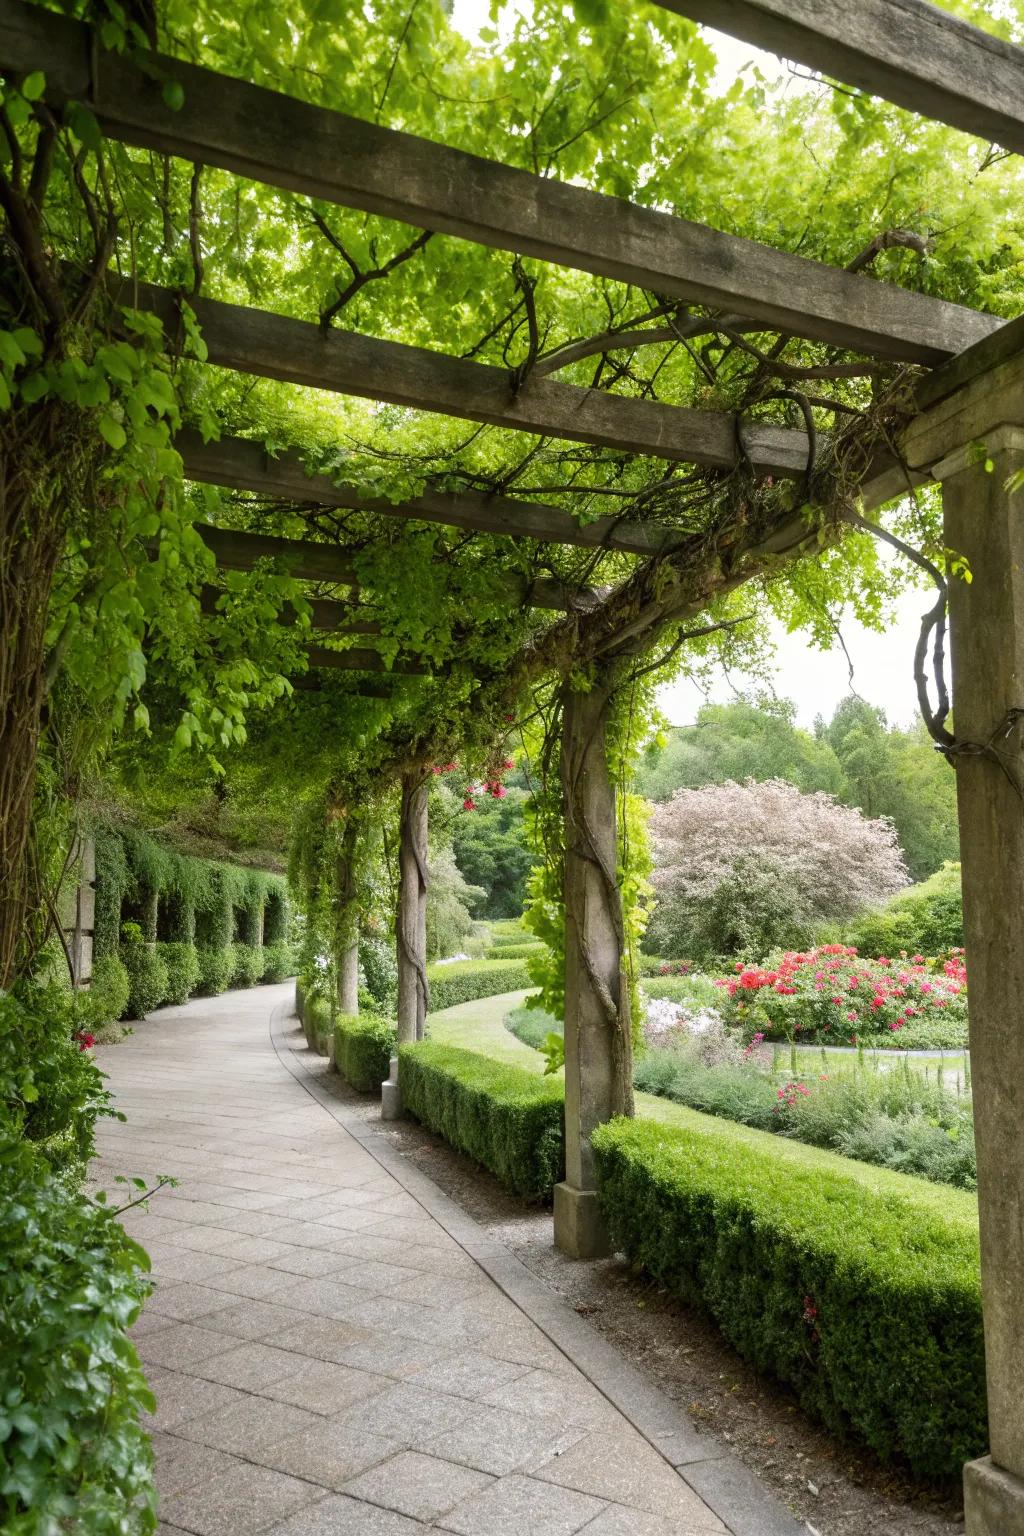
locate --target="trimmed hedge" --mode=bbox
[302,995,333,1054]
[158,942,202,1005]
[399,1042,564,1199]
[334,1013,396,1093]
[427,958,532,1011]
[591,1116,985,1481]
[196,944,232,996]
[261,941,295,983]
[484,943,545,960]
[119,935,168,1020]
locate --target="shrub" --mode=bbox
[427,958,532,1011]
[118,928,168,1020]
[87,953,130,1031]
[157,942,201,1005]
[718,945,968,1046]
[592,1116,985,1481]
[302,994,333,1054]
[505,1001,560,1051]
[230,943,263,988]
[489,919,528,943]
[335,1013,396,1092]
[0,985,113,1167]
[0,1137,156,1535]
[484,942,545,960]
[195,944,233,996]
[359,933,398,1013]
[848,862,963,959]
[399,1042,564,1199]
[648,780,908,962]
[261,940,296,983]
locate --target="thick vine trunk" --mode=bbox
[335,820,360,1016]
[554,676,633,1258]
[396,772,429,1044]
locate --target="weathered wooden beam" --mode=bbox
[306,646,428,676]
[194,521,600,614]
[125,282,811,477]
[200,582,378,632]
[0,0,998,361]
[652,0,1024,154]
[179,430,681,557]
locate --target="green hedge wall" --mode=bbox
[483,943,545,960]
[335,1013,396,1093]
[591,1116,985,1482]
[426,958,532,1011]
[302,995,334,1054]
[398,1042,564,1199]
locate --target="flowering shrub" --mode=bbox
[716,944,968,1044]
[647,779,908,962]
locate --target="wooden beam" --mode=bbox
[179,430,681,558]
[194,521,602,614]
[651,0,1024,154]
[125,282,811,477]
[306,646,428,676]
[1,0,999,361]
[199,584,381,634]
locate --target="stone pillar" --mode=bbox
[554,678,634,1259]
[934,426,1024,1534]
[382,771,429,1118]
[335,821,360,1017]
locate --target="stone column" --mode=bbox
[382,771,429,1118]
[335,820,360,1017]
[933,426,1024,1534]
[554,677,634,1259]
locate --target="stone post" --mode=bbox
[382,770,429,1118]
[928,425,1024,1534]
[554,676,634,1259]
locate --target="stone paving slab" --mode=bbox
[95,984,805,1536]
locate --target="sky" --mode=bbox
[447,2,930,730]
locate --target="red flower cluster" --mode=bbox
[74,1030,95,1052]
[774,1079,811,1110]
[658,961,692,976]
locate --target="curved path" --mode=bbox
[94,985,803,1536]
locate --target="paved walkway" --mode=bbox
[95,985,802,1536]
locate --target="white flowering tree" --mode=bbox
[647,779,909,962]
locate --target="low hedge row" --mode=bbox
[426,958,533,1011]
[591,1116,985,1482]
[302,995,334,1054]
[483,943,544,960]
[335,1013,396,1092]
[398,1042,564,1199]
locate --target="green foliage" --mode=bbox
[86,954,131,1031]
[484,942,545,960]
[427,957,533,1011]
[230,943,263,988]
[93,828,130,960]
[157,942,201,1005]
[195,944,233,996]
[0,1138,156,1536]
[302,994,334,1054]
[638,700,844,802]
[0,985,113,1167]
[260,941,296,983]
[399,1042,564,1199]
[452,786,532,918]
[592,1117,985,1481]
[118,930,168,1020]
[334,1013,396,1093]
[505,1001,559,1051]
[848,862,963,958]
[651,853,815,965]
[359,934,398,1013]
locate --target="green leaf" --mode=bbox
[98,415,127,450]
[66,102,102,151]
[162,78,186,112]
[21,70,45,101]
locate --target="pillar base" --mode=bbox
[380,1056,402,1121]
[965,1456,1024,1534]
[553,1182,610,1259]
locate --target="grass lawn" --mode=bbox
[426,990,978,1223]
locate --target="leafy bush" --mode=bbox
[157,942,201,1005]
[648,780,907,962]
[87,953,131,1031]
[718,945,968,1046]
[261,941,296,983]
[642,974,724,1008]
[848,862,963,959]
[484,942,545,960]
[230,943,263,988]
[335,1013,396,1092]
[592,1116,985,1481]
[505,1001,560,1051]
[399,1042,564,1199]
[302,994,333,1054]
[195,944,232,996]
[118,928,168,1020]
[359,933,398,1013]
[427,957,532,1011]
[488,919,529,943]
[0,985,113,1167]
[0,1137,156,1535]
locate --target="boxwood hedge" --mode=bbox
[591,1115,985,1482]
[398,1042,564,1199]
[426,958,532,1011]
[335,1013,396,1093]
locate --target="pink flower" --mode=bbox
[462,798,476,811]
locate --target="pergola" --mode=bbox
[7,1,1024,1524]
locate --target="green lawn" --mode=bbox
[425,989,978,1222]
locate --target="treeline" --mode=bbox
[637,697,958,882]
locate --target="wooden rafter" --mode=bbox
[1,0,1000,362]
[652,0,1024,154]
[124,282,812,476]
[179,430,683,557]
